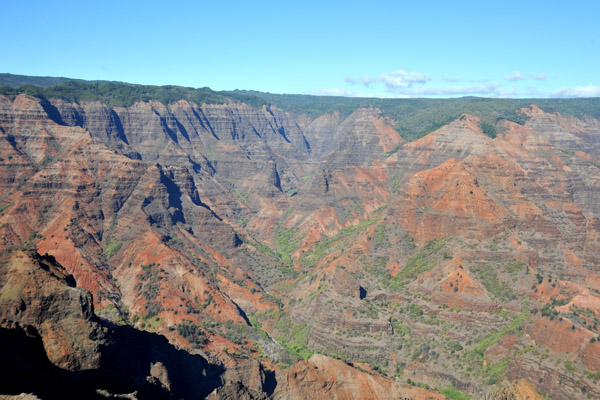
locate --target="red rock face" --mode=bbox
[2,94,600,399]
[0,250,104,371]
[274,354,445,400]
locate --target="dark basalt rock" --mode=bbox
[0,250,224,399]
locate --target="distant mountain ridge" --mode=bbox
[0,72,123,87]
[2,72,600,142]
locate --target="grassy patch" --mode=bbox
[390,317,412,337]
[469,312,528,361]
[373,224,388,249]
[273,227,302,266]
[253,309,313,361]
[300,216,381,269]
[472,330,505,359]
[482,359,509,384]
[103,238,122,258]
[389,238,448,288]
[0,281,25,300]
[438,387,470,400]
[39,155,55,167]
[280,336,313,360]
[503,261,526,274]
[238,234,277,258]
[564,360,578,372]
[471,265,515,301]
[0,202,12,214]
[389,174,402,193]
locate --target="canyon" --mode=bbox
[0,79,599,399]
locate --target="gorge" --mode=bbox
[1,77,600,399]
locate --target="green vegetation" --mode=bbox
[279,325,313,361]
[479,121,497,138]
[252,309,313,361]
[438,387,470,400]
[538,297,572,319]
[390,317,412,337]
[273,227,302,266]
[389,174,402,192]
[482,359,509,384]
[469,312,528,362]
[407,303,424,318]
[363,237,446,291]
[0,80,267,108]
[0,281,25,301]
[176,320,206,348]
[585,370,600,382]
[21,231,43,251]
[449,342,464,353]
[217,320,266,344]
[144,301,163,318]
[135,263,166,318]
[560,149,575,156]
[138,314,162,331]
[249,95,600,144]
[564,360,578,372]
[39,155,55,167]
[411,342,435,362]
[239,91,540,141]
[5,76,600,145]
[392,238,448,285]
[472,330,506,359]
[0,73,79,88]
[224,179,250,203]
[372,224,389,249]
[300,215,381,269]
[464,312,527,385]
[471,265,515,301]
[238,234,277,259]
[96,302,130,325]
[238,234,299,282]
[0,201,12,214]
[103,238,122,258]
[503,261,526,274]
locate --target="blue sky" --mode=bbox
[2,0,598,98]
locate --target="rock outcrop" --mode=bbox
[274,354,444,400]
[0,250,105,371]
[0,249,224,399]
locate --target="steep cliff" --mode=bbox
[1,87,600,399]
[0,249,224,399]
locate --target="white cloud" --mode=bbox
[307,88,358,97]
[307,80,600,99]
[314,69,598,98]
[344,68,511,97]
[505,71,525,81]
[394,83,503,96]
[522,86,543,96]
[308,82,510,98]
[530,73,547,81]
[494,86,519,97]
[550,85,600,98]
[505,71,547,81]
[346,69,431,89]
[305,88,403,98]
